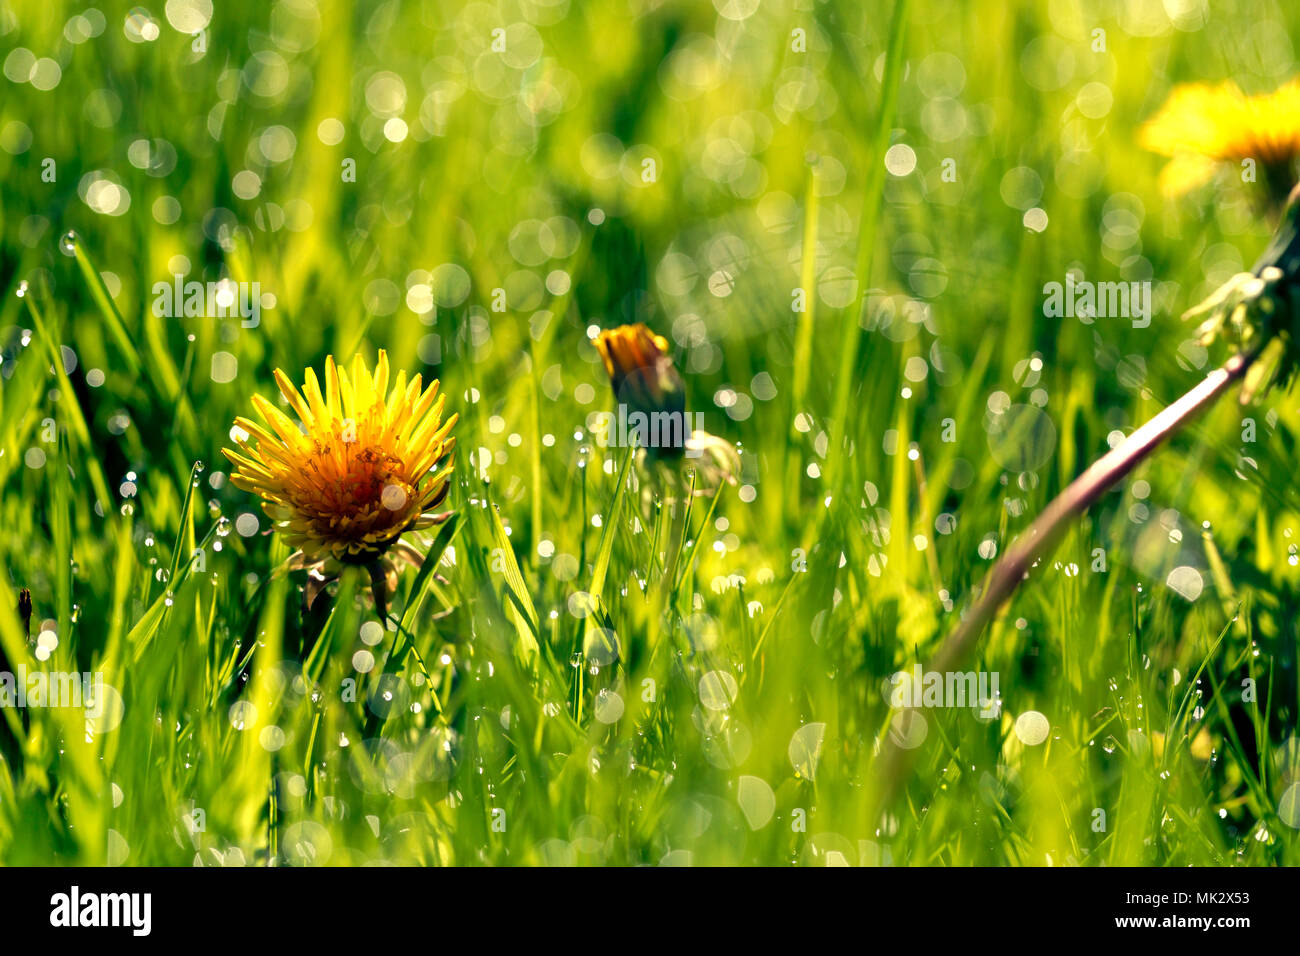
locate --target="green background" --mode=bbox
[0,0,1297,865]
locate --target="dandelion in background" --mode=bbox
[223,350,457,618]
[592,323,740,609]
[592,323,739,491]
[1139,78,1300,209]
[593,323,687,455]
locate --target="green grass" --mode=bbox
[0,0,1298,865]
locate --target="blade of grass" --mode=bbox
[820,0,911,525]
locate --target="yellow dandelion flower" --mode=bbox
[222,350,458,571]
[1139,78,1300,199]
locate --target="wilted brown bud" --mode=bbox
[592,324,689,457]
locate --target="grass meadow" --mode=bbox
[1,0,1299,867]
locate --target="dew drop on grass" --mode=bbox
[737,776,776,830]
[1014,710,1050,745]
[788,722,826,779]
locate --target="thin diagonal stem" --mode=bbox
[933,349,1255,672]
[872,348,1258,817]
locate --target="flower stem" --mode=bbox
[936,349,1255,672]
[872,347,1258,816]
